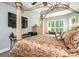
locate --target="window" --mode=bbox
[52,21,54,27]
[60,20,63,27]
[48,19,64,33]
[69,15,78,28]
[56,21,59,27]
[72,18,76,24]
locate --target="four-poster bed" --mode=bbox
[10,2,79,57]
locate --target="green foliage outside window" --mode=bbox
[56,21,59,27]
[60,21,63,27]
[52,21,54,27]
[51,28,54,32]
[48,20,64,33]
[56,28,60,32]
[48,21,50,27]
[60,28,63,33]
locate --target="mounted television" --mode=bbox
[8,12,28,28]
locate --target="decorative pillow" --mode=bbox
[62,30,79,51]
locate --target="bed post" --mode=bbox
[15,2,22,40]
[40,14,43,34]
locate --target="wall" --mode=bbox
[44,13,79,33]
[0,3,40,51]
[0,3,16,50]
[22,11,40,34]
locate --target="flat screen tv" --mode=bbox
[8,12,28,28]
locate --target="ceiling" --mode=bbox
[3,2,79,17]
[3,2,51,12]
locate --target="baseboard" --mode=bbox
[0,47,10,53]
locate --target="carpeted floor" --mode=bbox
[0,50,12,57]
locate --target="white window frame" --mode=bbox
[47,19,64,33]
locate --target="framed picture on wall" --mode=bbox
[69,16,77,28]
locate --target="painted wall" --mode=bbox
[0,3,16,50]
[0,3,40,50]
[44,13,79,33]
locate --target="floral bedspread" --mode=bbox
[10,31,79,57]
[10,35,68,57]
